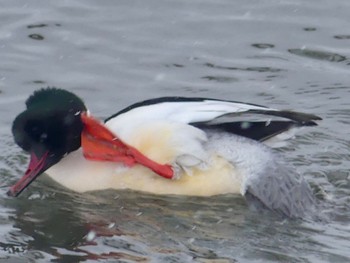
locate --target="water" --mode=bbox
[1,0,350,262]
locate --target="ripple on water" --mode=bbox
[334,35,350,40]
[251,43,275,49]
[1,0,350,262]
[201,75,238,83]
[204,62,284,73]
[28,34,45,41]
[288,48,347,62]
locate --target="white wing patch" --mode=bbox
[106,100,273,138]
[104,99,275,176]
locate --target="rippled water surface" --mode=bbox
[1,0,350,262]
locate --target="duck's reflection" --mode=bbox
[4,183,252,262]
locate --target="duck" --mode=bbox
[8,87,321,218]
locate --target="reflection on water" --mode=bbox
[0,186,327,262]
[1,0,350,262]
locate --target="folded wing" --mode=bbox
[105,97,321,142]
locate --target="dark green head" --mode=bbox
[9,88,87,196]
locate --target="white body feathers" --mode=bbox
[46,98,308,200]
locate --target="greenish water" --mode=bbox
[1,0,350,262]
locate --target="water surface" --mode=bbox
[0,0,350,262]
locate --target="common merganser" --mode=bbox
[8,88,321,218]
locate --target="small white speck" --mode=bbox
[108,223,115,229]
[191,225,196,230]
[240,122,251,129]
[136,212,143,216]
[74,111,81,116]
[188,238,195,244]
[226,208,233,212]
[86,231,96,241]
[28,193,41,200]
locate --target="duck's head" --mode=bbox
[8,88,174,197]
[8,88,88,196]
[8,88,124,197]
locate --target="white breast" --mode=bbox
[46,148,243,196]
[45,127,277,197]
